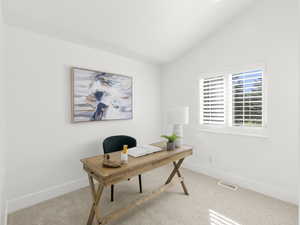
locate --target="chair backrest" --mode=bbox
[103,135,137,154]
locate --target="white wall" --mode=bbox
[162,0,299,204]
[0,0,7,223]
[5,26,162,212]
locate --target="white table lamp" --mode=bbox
[167,106,189,147]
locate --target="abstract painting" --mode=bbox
[71,67,133,122]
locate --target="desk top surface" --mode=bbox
[81,143,192,180]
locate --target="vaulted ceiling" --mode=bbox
[3,0,256,64]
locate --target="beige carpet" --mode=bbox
[8,166,298,225]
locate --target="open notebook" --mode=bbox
[128,145,163,157]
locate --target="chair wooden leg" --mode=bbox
[138,174,142,193]
[111,184,114,202]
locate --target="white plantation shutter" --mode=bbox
[230,69,263,127]
[200,75,225,125]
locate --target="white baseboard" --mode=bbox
[183,161,298,205]
[7,177,89,214]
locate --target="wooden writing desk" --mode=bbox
[80,143,193,225]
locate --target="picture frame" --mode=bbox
[71,67,133,123]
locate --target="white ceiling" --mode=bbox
[3,0,256,64]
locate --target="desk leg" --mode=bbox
[87,175,104,225]
[88,175,96,200]
[165,158,189,195]
[173,161,189,195]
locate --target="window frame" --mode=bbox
[198,65,268,137]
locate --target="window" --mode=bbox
[200,75,225,125]
[230,69,263,127]
[200,68,265,129]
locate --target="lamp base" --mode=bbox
[173,124,183,148]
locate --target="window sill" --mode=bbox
[196,127,269,138]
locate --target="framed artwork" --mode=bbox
[71,67,133,122]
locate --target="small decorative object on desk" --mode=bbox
[121,145,128,164]
[161,133,180,151]
[103,154,121,168]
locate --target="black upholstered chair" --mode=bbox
[103,135,142,202]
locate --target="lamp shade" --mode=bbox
[167,106,189,125]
